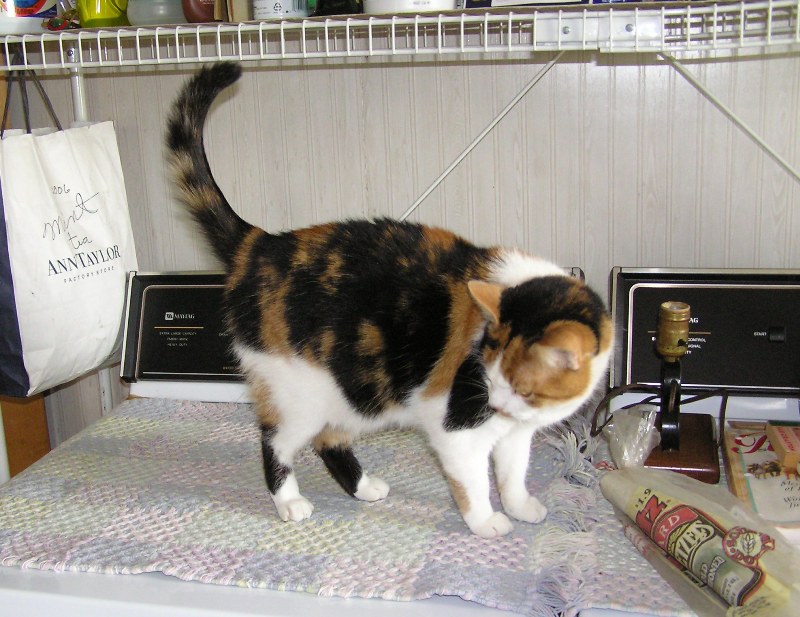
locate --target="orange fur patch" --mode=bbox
[258,265,292,353]
[170,153,194,190]
[597,314,614,354]
[481,322,511,365]
[357,321,385,356]
[228,228,263,289]
[250,378,281,427]
[321,252,344,293]
[445,474,471,515]
[467,280,503,324]
[291,223,337,268]
[352,320,393,409]
[312,426,353,452]
[505,321,597,403]
[317,327,337,359]
[540,320,597,363]
[424,281,484,397]
[421,226,457,258]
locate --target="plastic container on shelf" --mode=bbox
[0,0,57,35]
[362,0,454,13]
[127,0,187,25]
[181,0,216,22]
[77,0,131,27]
[311,0,362,15]
[251,0,307,19]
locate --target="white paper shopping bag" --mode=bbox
[0,121,138,396]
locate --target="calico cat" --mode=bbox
[166,62,613,538]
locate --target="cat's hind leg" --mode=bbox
[261,423,317,522]
[244,352,331,522]
[313,427,389,502]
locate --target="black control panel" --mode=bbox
[121,272,242,382]
[610,268,800,395]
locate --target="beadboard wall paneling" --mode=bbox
[13,52,798,445]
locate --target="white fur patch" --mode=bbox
[271,474,314,522]
[354,475,390,501]
[490,249,565,287]
[235,345,412,438]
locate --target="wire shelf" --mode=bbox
[0,1,798,71]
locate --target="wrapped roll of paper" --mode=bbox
[600,467,800,617]
[621,522,729,617]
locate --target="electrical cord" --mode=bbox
[591,384,730,446]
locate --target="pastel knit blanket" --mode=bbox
[0,398,692,616]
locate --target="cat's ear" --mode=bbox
[534,346,581,371]
[533,321,594,372]
[467,280,503,324]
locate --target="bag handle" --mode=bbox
[2,45,63,137]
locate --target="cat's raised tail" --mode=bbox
[166,61,253,265]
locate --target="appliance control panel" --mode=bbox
[610,268,800,395]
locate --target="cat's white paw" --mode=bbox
[468,512,514,538]
[275,497,314,522]
[354,476,390,502]
[505,495,548,524]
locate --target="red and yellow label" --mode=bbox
[631,488,772,606]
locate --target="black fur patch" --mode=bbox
[274,219,491,417]
[316,446,364,496]
[479,328,501,351]
[260,425,291,494]
[444,352,493,431]
[501,276,606,347]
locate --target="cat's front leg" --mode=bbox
[492,426,547,524]
[433,434,513,538]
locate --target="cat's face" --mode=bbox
[483,320,603,423]
[468,279,612,425]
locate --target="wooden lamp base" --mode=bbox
[644,413,720,484]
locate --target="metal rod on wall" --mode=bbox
[65,46,115,415]
[67,48,88,123]
[399,50,566,222]
[662,52,800,185]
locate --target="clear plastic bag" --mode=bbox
[602,404,661,468]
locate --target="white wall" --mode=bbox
[14,50,798,445]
